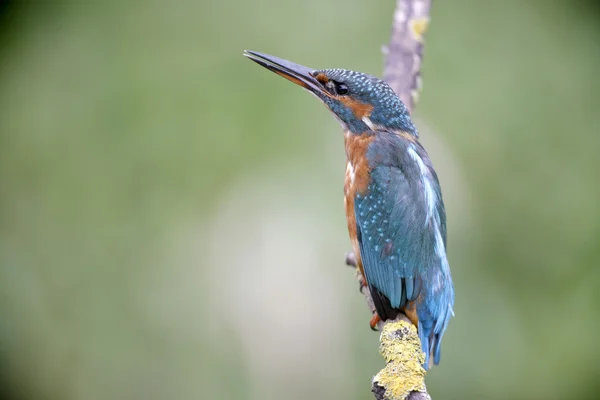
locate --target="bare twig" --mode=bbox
[347,1,433,399]
[383,0,431,114]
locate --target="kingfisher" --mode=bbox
[244,50,454,368]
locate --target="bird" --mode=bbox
[244,50,454,368]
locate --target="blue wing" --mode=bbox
[355,141,454,367]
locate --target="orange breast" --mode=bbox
[343,132,375,278]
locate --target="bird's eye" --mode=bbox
[336,83,349,95]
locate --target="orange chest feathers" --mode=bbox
[343,132,375,277]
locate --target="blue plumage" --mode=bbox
[356,134,454,367]
[244,50,455,368]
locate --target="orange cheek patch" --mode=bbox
[339,97,374,119]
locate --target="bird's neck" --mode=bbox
[335,114,370,133]
[343,127,418,149]
[365,109,419,139]
[344,130,375,160]
[342,119,419,140]
[344,131,376,196]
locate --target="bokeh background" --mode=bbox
[1,0,599,399]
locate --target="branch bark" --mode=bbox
[349,1,433,399]
[383,0,431,114]
[346,254,431,400]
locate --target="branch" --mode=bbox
[346,254,431,400]
[347,1,433,399]
[383,0,431,114]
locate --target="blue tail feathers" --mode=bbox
[418,301,454,369]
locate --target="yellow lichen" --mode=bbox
[373,320,426,400]
[409,17,430,43]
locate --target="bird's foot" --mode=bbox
[357,274,367,293]
[369,313,381,331]
[403,301,420,328]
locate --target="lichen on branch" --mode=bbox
[347,1,434,399]
[372,321,429,400]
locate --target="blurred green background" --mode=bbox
[1,0,599,399]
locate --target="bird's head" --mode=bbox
[244,50,417,136]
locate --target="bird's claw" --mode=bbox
[369,313,381,331]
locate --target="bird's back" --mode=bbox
[345,130,454,367]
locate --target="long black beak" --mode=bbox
[243,50,327,97]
